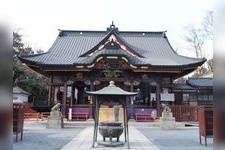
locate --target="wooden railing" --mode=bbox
[24,103,36,113]
[24,113,40,121]
[159,105,198,121]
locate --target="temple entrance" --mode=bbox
[20,24,206,121]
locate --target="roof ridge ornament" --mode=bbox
[58,29,63,36]
[110,21,115,28]
[162,31,167,38]
[107,21,119,34]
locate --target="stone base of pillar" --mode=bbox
[159,112,176,130]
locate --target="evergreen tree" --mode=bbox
[13,31,49,104]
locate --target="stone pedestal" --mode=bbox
[47,111,63,129]
[160,110,176,130]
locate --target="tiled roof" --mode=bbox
[20,26,206,67]
[187,78,213,87]
[173,83,195,90]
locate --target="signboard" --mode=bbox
[150,93,156,101]
[160,93,174,101]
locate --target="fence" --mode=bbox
[160,105,198,121]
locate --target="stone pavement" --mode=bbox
[61,126,159,150]
[61,120,213,150]
[13,120,213,150]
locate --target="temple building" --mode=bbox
[174,77,213,106]
[20,23,206,118]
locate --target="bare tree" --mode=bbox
[193,66,209,77]
[184,25,204,58]
[184,11,213,58]
[202,11,213,40]
[207,58,213,72]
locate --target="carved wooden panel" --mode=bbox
[141,74,149,80]
[95,59,130,69]
[101,70,123,78]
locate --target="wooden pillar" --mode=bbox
[52,86,55,105]
[54,86,59,104]
[89,81,94,119]
[156,79,161,117]
[170,77,173,93]
[123,103,127,142]
[149,84,152,107]
[71,83,75,106]
[77,87,80,104]
[62,81,67,117]
[48,85,52,105]
[48,75,53,106]
[147,82,150,105]
[130,81,134,119]
[74,86,78,105]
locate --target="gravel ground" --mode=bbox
[13,121,86,150]
[137,126,213,150]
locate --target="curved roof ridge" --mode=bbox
[19,52,46,58]
[76,48,146,66]
[120,30,166,34]
[58,29,166,37]
[79,29,144,58]
[78,29,116,57]
[164,36,206,62]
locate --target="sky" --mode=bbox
[11,0,213,58]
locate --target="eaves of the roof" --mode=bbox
[187,78,213,87]
[19,28,206,68]
[173,83,196,90]
[74,48,145,66]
